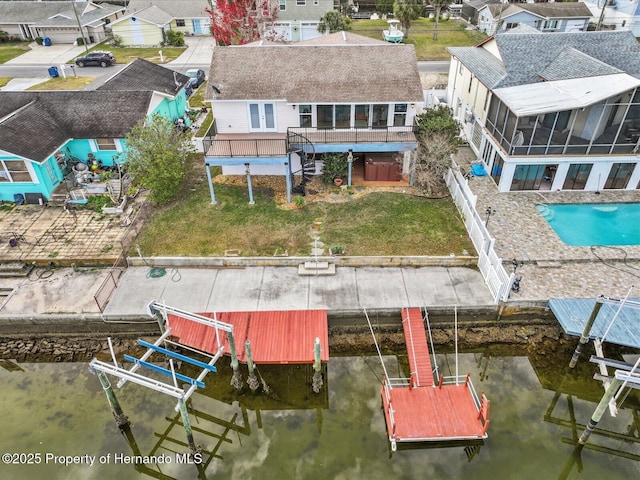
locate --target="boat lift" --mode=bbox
[89,301,235,457]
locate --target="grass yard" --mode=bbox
[0,41,31,63]
[349,18,487,60]
[27,76,97,90]
[188,81,214,136]
[0,77,11,88]
[72,45,187,64]
[135,176,473,257]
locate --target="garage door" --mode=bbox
[300,22,321,41]
[269,22,291,42]
[38,28,80,44]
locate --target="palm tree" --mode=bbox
[427,0,451,41]
[393,0,422,39]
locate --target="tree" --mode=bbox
[120,113,197,205]
[318,10,350,34]
[376,0,394,16]
[393,0,422,39]
[207,0,279,45]
[412,106,462,195]
[164,30,184,46]
[427,0,450,41]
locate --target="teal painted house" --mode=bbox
[0,59,190,203]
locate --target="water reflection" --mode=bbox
[0,350,639,480]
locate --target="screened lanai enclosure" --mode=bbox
[486,75,640,158]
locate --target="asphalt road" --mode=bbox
[0,62,447,78]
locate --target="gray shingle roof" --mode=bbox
[126,0,210,18]
[0,91,153,163]
[539,47,621,81]
[117,5,173,26]
[209,43,424,103]
[298,31,388,45]
[0,1,73,23]
[450,30,640,89]
[486,2,592,19]
[32,3,125,27]
[448,46,507,89]
[98,58,190,96]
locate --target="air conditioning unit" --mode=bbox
[464,107,473,123]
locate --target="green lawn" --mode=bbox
[0,77,11,88]
[27,76,96,90]
[135,177,473,257]
[69,44,187,64]
[0,41,31,63]
[349,18,487,60]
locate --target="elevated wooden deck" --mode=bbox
[166,309,329,364]
[381,308,489,450]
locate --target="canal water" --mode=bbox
[0,348,639,480]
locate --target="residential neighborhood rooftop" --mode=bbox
[98,58,191,96]
[485,1,593,19]
[449,30,640,89]
[125,0,210,17]
[208,33,424,103]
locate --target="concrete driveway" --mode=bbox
[168,36,215,66]
[4,42,89,66]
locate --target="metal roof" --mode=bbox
[548,297,640,349]
[492,73,640,117]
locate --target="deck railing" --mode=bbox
[204,138,288,157]
[287,125,417,144]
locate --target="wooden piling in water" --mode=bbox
[569,301,603,368]
[245,340,260,391]
[96,370,129,428]
[314,337,321,373]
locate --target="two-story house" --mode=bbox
[202,32,424,203]
[477,2,593,35]
[0,59,191,203]
[447,28,640,193]
[270,0,334,41]
[582,0,640,36]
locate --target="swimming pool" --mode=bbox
[536,203,640,246]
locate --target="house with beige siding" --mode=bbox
[202,32,424,203]
[447,28,640,193]
[269,0,334,41]
[109,0,212,45]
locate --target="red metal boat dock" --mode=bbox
[381,308,489,450]
[166,309,329,364]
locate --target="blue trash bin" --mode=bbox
[43,37,51,46]
[48,66,59,78]
[13,193,25,205]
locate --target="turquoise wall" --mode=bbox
[0,153,61,203]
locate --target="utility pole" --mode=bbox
[596,0,607,31]
[71,0,90,54]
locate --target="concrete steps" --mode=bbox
[0,262,34,278]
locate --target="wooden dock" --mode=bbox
[381,308,489,450]
[166,309,329,364]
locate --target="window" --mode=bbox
[0,160,31,182]
[299,104,312,127]
[354,104,369,127]
[96,138,117,150]
[371,104,389,128]
[505,23,518,30]
[563,164,592,190]
[510,164,546,191]
[296,0,305,5]
[458,62,464,76]
[317,105,333,128]
[605,162,635,189]
[335,105,350,128]
[542,20,558,30]
[176,19,186,27]
[393,104,407,126]
[279,0,286,10]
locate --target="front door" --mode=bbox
[249,103,277,132]
[192,19,202,34]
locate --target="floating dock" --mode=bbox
[381,308,489,450]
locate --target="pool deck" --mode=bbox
[454,147,640,302]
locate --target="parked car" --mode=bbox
[75,51,116,68]
[185,69,206,88]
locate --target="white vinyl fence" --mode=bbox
[445,166,514,303]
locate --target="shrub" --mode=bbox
[35,37,43,45]
[320,153,348,184]
[164,30,185,47]
[76,37,85,46]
